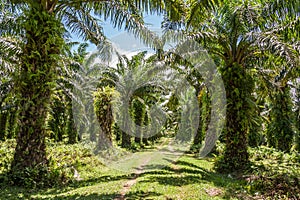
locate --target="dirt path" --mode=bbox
[114,138,171,200]
[114,155,152,200]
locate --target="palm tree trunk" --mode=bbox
[133,100,145,144]
[98,103,113,150]
[267,86,294,151]
[67,101,77,144]
[10,3,63,178]
[296,107,300,152]
[114,124,121,142]
[121,131,131,148]
[0,111,8,141]
[94,88,114,150]
[217,63,254,172]
[191,87,209,151]
[6,108,17,139]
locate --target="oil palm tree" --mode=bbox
[95,51,166,148]
[47,42,89,143]
[163,0,299,171]
[0,1,19,141]
[0,0,171,185]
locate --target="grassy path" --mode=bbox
[120,155,245,200]
[113,137,175,199]
[0,140,248,200]
[1,139,299,199]
[114,155,152,200]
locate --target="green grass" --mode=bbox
[0,140,299,199]
[0,156,246,200]
[125,155,246,200]
[0,156,132,199]
[0,155,245,199]
[0,140,130,199]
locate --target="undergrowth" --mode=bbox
[210,142,300,199]
[0,139,102,188]
[246,146,300,199]
[1,139,299,199]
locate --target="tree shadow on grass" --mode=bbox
[0,155,247,200]
[124,191,162,200]
[69,173,135,188]
[0,172,134,199]
[42,192,161,200]
[34,193,118,200]
[137,157,247,199]
[0,185,125,200]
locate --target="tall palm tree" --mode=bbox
[163,0,299,171]
[0,1,19,141]
[47,42,89,143]
[0,0,169,184]
[294,80,300,151]
[95,51,166,148]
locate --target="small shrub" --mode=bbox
[246,146,300,199]
[0,140,98,188]
[0,139,16,174]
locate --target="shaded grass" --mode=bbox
[0,140,246,200]
[1,139,299,199]
[126,155,247,200]
[0,140,131,199]
[0,164,130,199]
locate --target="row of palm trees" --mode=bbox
[0,0,171,184]
[0,0,299,185]
[164,0,299,171]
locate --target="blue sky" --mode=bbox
[71,14,163,52]
[103,14,163,38]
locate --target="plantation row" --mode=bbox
[0,0,299,193]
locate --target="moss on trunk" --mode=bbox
[10,3,64,185]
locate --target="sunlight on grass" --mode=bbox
[1,140,298,199]
[126,155,243,199]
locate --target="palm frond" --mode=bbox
[59,5,106,45]
[187,0,218,27]
[93,1,162,49]
[251,32,298,66]
[262,0,300,20]
[0,1,25,36]
[0,36,21,70]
